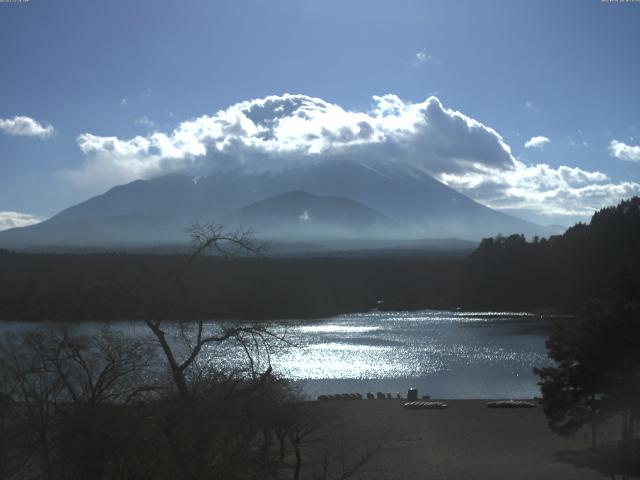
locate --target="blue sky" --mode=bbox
[1,0,639,229]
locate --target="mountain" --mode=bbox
[0,160,554,248]
[222,191,398,240]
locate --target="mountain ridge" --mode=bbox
[0,160,557,248]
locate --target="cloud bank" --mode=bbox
[609,140,640,162]
[68,94,515,185]
[439,160,640,220]
[66,93,640,222]
[0,116,55,138]
[0,211,42,231]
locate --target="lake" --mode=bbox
[0,310,552,399]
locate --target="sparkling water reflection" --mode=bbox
[0,310,551,399]
[201,310,551,399]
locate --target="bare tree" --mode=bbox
[286,402,332,480]
[143,223,281,403]
[0,327,155,480]
[140,223,300,480]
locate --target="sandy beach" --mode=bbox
[298,399,608,480]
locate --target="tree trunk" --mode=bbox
[293,443,302,480]
[146,321,191,403]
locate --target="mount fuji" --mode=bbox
[0,160,552,250]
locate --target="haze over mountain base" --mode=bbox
[0,160,560,250]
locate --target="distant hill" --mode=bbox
[0,160,556,249]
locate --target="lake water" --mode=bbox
[0,310,552,399]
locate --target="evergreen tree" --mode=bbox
[535,301,640,448]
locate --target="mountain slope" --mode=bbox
[222,190,398,239]
[0,160,551,247]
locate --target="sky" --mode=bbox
[1,0,639,230]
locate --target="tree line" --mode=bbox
[0,251,459,321]
[2,198,640,321]
[458,197,640,310]
[522,198,640,478]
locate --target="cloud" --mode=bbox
[71,131,206,186]
[65,93,639,221]
[437,159,640,222]
[67,93,516,186]
[569,139,588,148]
[0,211,42,231]
[413,49,432,65]
[609,139,640,162]
[135,116,156,129]
[524,135,550,149]
[0,116,55,139]
[299,210,311,222]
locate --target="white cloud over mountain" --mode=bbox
[0,116,55,138]
[0,211,42,231]
[609,140,640,162]
[68,94,515,185]
[66,94,640,221]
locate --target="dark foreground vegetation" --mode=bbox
[0,326,381,480]
[535,301,640,479]
[1,197,639,321]
[476,199,640,477]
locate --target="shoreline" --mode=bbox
[0,306,565,324]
